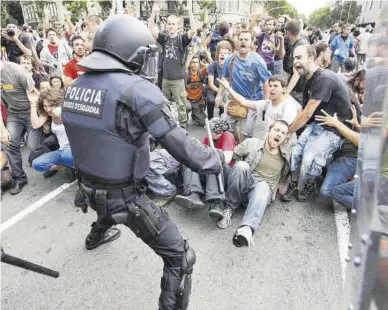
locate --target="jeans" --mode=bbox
[331,180,355,210]
[146,149,180,196]
[182,164,230,201]
[32,147,73,171]
[291,122,342,189]
[224,161,272,232]
[330,58,345,73]
[320,156,357,198]
[162,78,188,125]
[2,110,45,181]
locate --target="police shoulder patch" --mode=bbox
[62,86,106,118]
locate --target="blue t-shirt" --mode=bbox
[331,34,354,63]
[222,53,271,100]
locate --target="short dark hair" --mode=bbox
[218,21,230,36]
[315,42,330,58]
[265,17,277,26]
[71,35,84,47]
[238,30,253,39]
[46,28,56,36]
[49,76,65,89]
[269,119,290,132]
[285,19,301,36]
[268,75,287,88]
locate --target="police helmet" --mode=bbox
[78,15,158,81]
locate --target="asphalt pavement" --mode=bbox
[1,119,343,310]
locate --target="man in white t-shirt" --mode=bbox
[218,75,301,136]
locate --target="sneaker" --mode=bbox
[153,194,176,208]
[175,192,204,210]
[233,226,253,247]
[297,182,316,202]
[63,167,76,183]
[85,227,121,250]
[208,200,224,219]
[280,181,298,202]
[217,207,233,229]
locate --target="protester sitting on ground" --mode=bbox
[29,88,75,183]
[282,44,352,203]
[218,75,301,138]
[175,118,236,216]
[50,76,65,90]
[316,107,384,210]
[216,120,291,243]
[206,41,233,119]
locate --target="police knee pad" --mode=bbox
[176,241,196,310]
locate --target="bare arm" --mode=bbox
[223,150,233,165]
[275,34,285,59]
[208,75,219,93]
[148,5,160,39]
[263,81,269,100]
[218,78,257,110]
[28,89,48,129]
[315,112,359,146]
[285,70,300,95]
[186,0,197,39]
[9,36,32,56]
[289,99,321,132]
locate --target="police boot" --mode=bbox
[85,223,121,250]
[159,241,196,310]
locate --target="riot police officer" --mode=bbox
[61,15,224,310]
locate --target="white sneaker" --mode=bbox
[233,226,253,247]
[216,207,233,229]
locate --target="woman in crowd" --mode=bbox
[50,75,65,90]
[29,88,75,182]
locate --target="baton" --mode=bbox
[205,117,225,194]
[1,248,59,278]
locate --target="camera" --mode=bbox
[7,29,15,37]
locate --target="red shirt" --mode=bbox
[63,58,87,80]
[48,44,59,58]
[202,131,236,166]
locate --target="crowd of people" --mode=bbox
[0,3,383,249]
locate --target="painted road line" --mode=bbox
[333,203,350,285]
[1,181,76,233]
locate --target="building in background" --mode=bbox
[356,0,383,27]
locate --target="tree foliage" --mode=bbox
[309,6,331,29]
[309,1,362,29]
[2,1,24,26]
[263,0,297,18]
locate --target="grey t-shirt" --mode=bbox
[1,61,34,111]
[157,32,191,80]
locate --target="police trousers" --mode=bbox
[79,182,189,310]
